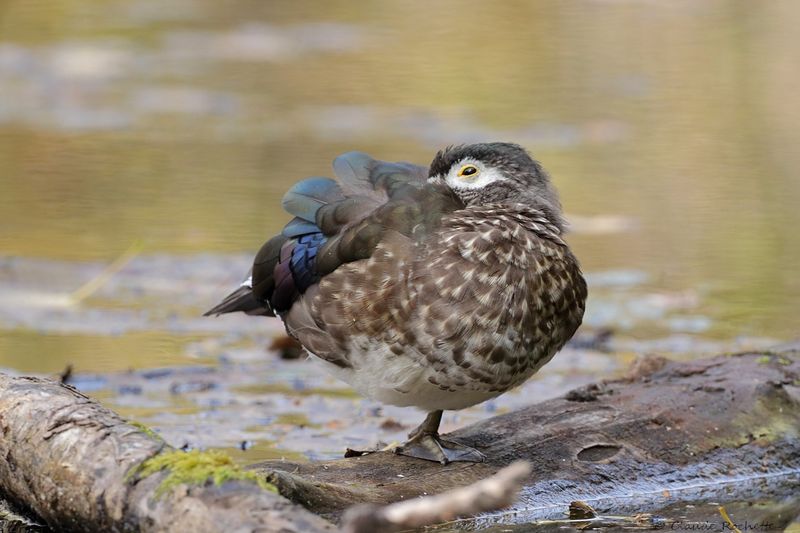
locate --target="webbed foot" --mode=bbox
[391,410,485,464]
[393,433,485,464]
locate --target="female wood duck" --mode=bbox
[206,143,587,464]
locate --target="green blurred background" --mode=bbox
[0,0,798,368]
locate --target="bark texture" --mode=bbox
[0,375,333,533]
[252,349,800,526]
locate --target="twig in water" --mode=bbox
[718,506,742,533]
[58,364,73,384]
[69,240,143,304]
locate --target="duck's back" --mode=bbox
[205,152,463,363]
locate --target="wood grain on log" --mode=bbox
[0,375,333,533]
[252,350,800,527]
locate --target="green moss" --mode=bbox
[129,449,277,496]
[129,420,162,441]
[712,382,800,452]
[755,354,792,366]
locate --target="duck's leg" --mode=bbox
[393,410,485,464]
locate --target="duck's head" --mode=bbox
[428,142,564,231]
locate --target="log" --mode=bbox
[252,348,800,528]
[0,348,798,531]
[0,375,334,533]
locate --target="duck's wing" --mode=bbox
[202,273,269,316]
[204,152,459,319]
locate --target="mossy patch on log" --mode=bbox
[755,354,792,366]
[128,420,163,441]
[129,449,277,496]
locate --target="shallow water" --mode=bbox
[2,0,799,339]
[1,1,799,529]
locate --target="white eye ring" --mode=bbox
[445,160,506,190]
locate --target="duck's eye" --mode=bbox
[458,165,479,178]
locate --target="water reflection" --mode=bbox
[2,1,798,341]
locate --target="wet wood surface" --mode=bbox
[0,346,797,531]
[251,347,800,524]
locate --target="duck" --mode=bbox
[206,142,587,464]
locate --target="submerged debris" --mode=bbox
[57,364,73,384]
[569,500,599,520]
[269,335,304,360]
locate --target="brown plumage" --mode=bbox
[207,143,587,463]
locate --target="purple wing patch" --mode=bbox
[270,232,327,314]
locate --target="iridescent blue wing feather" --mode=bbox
[282,217,320,238]
[281,177,343,223]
